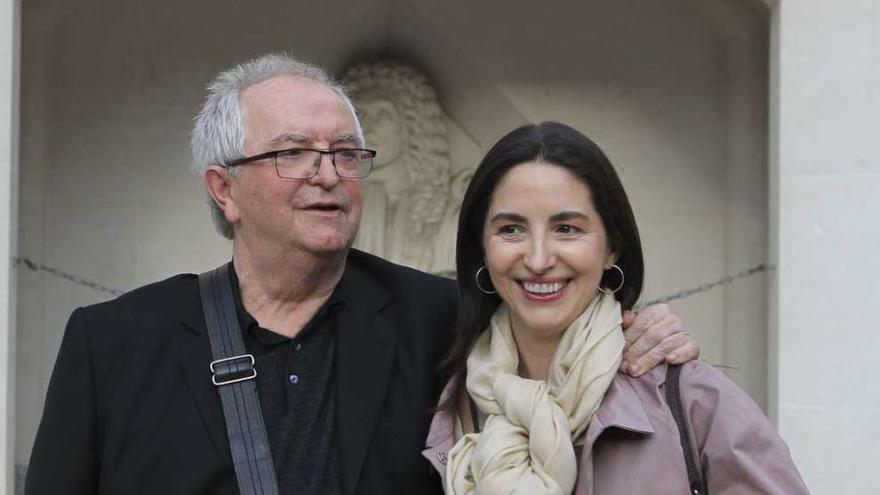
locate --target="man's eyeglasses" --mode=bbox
[224,147,376,180]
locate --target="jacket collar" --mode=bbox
[175,276,230,462]
[589,373,655,440]
[422,385,457,488]
[331,257,395,494]
[425,384,457,450]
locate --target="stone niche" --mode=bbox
[344,60,472,277]
[15,0,771,486]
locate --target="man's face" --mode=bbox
[229,76,363,256]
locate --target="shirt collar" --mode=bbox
[227,261,347,344]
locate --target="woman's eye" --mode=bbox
[556,224,582,235]
[498,225,524,236]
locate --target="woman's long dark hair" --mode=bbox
[439,121,644,411]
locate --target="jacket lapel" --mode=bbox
[176,283,231,464]
[586,373,655,446]
[422,398,456,486]
[334,262,395,494]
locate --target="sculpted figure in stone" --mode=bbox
[344,60,452,272]
[431,165,473,276]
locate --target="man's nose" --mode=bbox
[309,152,341,188]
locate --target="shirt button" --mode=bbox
[288,374,299,384]
[295,343,303,351]
[437,451,447,465]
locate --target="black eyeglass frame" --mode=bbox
[223,147,377,180]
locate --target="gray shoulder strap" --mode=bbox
[199,265,279,495]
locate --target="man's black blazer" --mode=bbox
[26,250,456,494]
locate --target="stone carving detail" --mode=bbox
[344,60,461,275]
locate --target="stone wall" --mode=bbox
[15,0,769,474]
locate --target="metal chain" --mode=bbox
[636,263,772,309]
[13,255,772,306]
[14,256,126,297]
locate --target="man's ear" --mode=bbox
[204,165,240,225]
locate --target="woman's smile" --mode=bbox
[518,278,569,301]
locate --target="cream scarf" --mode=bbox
[446,292,624,495]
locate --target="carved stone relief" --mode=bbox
[344,60,470,276]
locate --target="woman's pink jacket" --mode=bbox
[423,361,810,494]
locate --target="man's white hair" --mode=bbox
[191,53,364,238]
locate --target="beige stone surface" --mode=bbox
[769,0,880,492]
[1,0,19,490]
[14,0,772,478]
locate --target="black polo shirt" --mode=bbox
[229,264,345,495]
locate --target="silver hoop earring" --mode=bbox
[598,264,625,294]
[475,266,497,295]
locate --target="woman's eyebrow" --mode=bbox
[489,212,527,223]
[549,211,589,223]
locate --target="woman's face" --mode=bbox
[482,162,616,341]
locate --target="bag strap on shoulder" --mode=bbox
[199,265,279,495]
[666,364,709,495]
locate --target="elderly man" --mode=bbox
[26,54,697,495]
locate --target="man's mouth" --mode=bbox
[304,202,346,213]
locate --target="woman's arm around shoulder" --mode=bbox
[678,361,811,494]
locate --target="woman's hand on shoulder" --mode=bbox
[620,304,699,377]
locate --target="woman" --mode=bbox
[423,122,809,494]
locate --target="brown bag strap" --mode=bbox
[666,364,709,495]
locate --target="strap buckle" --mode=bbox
[210,354,257,386]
